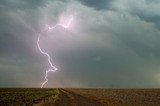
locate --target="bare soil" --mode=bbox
[0,88,160,106]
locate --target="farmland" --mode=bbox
[0,88,59,106]
[0,88,160,106]
[68,88,160,105]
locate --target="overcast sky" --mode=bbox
[0,0,160,88]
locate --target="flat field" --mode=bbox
[0,88,160,106]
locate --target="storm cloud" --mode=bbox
[0,0,160,88]
[77,0,114,10]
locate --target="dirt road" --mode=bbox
[55,89,103,106]
[32,89,103,106]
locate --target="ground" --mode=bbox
[0,88,160,106]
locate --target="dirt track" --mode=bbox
[56,89,102,106]
[32,89,103,106]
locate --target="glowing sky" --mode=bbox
[0,0,160,88]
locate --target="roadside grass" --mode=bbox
[0,88,58,105]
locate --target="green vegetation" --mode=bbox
[0,88,58,105]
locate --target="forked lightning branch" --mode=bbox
[37,15,73,88]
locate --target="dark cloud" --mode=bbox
[118,0,160,30]
[78,0,114,10]
[0,0,48,10]
[0,0,160,88]
[134,13,160,30]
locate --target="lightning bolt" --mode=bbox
[37,15,73,88]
